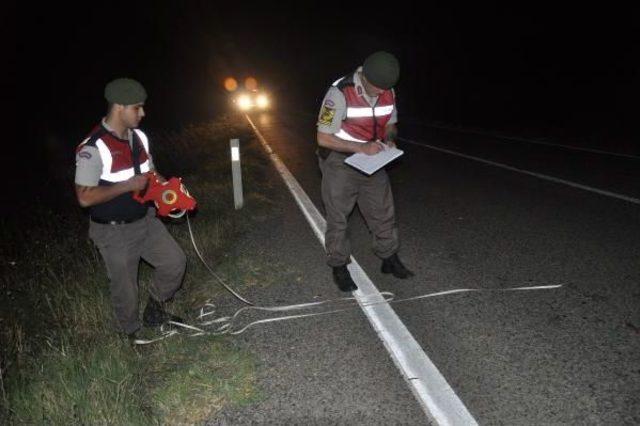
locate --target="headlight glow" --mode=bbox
[237,95,252,110]
[256,94,269,108]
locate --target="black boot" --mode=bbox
[127,330,140,345]
[381,253,414,279]
[332,265,358,292]
[143,297,183,327]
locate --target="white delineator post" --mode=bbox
[230,138,243,209]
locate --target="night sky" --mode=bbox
[13,2,637,176]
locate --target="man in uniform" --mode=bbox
[75,77,186,339]
[316,51,414,292]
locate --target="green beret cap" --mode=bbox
[104,78,147,105]
[362,51,400,90]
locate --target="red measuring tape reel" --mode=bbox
[133,172,197,218]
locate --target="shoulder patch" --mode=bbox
[318,106,336,126]
[78,151,92,159]
[324,99,335,107]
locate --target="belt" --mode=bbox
[91,216,145,225]
[317,147,348,160]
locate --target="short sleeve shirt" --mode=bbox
[317,68,398,135]
[75,144,102,186]
[75,120,155,186]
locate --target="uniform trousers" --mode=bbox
[319,151,399,267]
[89,208,186,334]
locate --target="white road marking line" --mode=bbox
[399,136,640,205]
[246,115,478,426]
[404,122,640,160]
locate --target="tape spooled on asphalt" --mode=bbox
[132,216,562,345]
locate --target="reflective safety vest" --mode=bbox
[76,124,152,222]
[77,125,152,183]
[332,73,395,143]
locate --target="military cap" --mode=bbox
[104,78,147,105]
[362,51,400,90]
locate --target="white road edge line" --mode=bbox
[246,115,478,426]
[399,136,640,205]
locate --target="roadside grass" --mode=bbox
[1,114,277,424]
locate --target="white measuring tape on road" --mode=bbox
[134,285,563,345]
[135,221,562,346]
[132,214,563,346]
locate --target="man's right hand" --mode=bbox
[127,174,149,192]
[76,174,150,208]
[360,141,385,156]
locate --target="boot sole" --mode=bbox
[337,284,358,292]
[381,267,414,279]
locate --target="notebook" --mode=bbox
[344,147,404,175]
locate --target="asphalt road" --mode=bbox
[211,109,639,425]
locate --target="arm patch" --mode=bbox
[318,106,336,126]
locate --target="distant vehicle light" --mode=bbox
[237,95,252,110]
[233,90,271,111]
[224,77,238,92]
[256,94,269,108]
